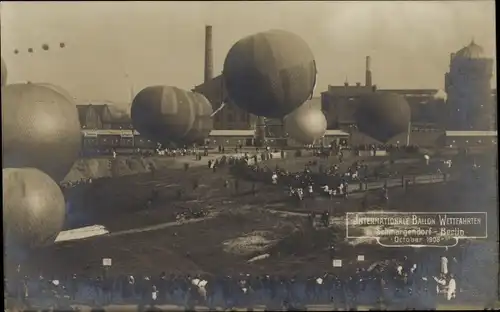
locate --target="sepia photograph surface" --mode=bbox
[1,1,498,311]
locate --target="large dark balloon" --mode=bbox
[183,92,213,144]
[36,83,75,104]
[284,104,327,145]
[3,167,66,249]
[223,30,317,118]
[14,49,19,54]
[59,42,66,48]
[42,43,50,51]
[355,93,411,143]
[2,84,82,182]
[1,57,6,87]
[28,48,34,53]
[131,86,205,145]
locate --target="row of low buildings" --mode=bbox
[80,127,496,153]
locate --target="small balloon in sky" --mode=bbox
[14,49,19,54]
[42,44,49,51]
[28,48,33,53]
[59,42,65,48]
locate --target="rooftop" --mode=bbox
[209,130,255,137]
[454,40,485,59]
[445,130,497,137]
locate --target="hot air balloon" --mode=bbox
[28,48,33,53]
[3,167,66,249]
[59,42,65,48]
[42,43,49,51]
[1,57,6,87]
[2,83,82,182]
[284,104,327,145]
[183,92,214,144]
[355,93,411,143]
[14,49,19,54]
[131,86,209,145]
[223,30,317,118]
[36,83,75,104]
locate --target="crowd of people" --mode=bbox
[228,152,393,206]
[13,144,489,311]
[5,244,475,311]
[60,177,94,190]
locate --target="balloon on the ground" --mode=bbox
[355,93,411,143]
[28,48,33,53]
[42,43,50,51]
[131,86,213,145]
[223,30,317,118]
[14,49,19,54]
[60,42,65,48]
[3,167,66,249]
[2,83,82,182]
[183,92,214,144]
[1,56,6,87]
[284,105,327,145]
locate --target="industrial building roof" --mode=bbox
[445,130,497,137]
[209,130,255,137]
[324,130,349,136]
[82,129,139,136]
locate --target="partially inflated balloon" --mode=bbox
[131,86,211,145]
[2,83,82,182]
[223,30,317,118]
[3,167,66,249]
[284,105,326,145]
[355,93,411,143]
[183,92,213,144]
[1,57,6,87]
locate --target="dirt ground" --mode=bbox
[5,152,497,281]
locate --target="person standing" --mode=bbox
[447,274,456,301]
[441,256,449,276]
[151,285,158,308]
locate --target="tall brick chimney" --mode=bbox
[204,25,213,83]
[365,56,372,87]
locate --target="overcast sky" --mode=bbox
[1,1,496,104]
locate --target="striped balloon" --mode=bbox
[223,30,317,118]
[183,92,214,144]
[131,86,213,145]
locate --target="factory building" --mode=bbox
[193,26,256,131]
[80,129,156,155]
[193,75,257,130]
[321,56,447,134]
[321,130,350,147]
[445,40,495,130]
[207,130,256,147]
